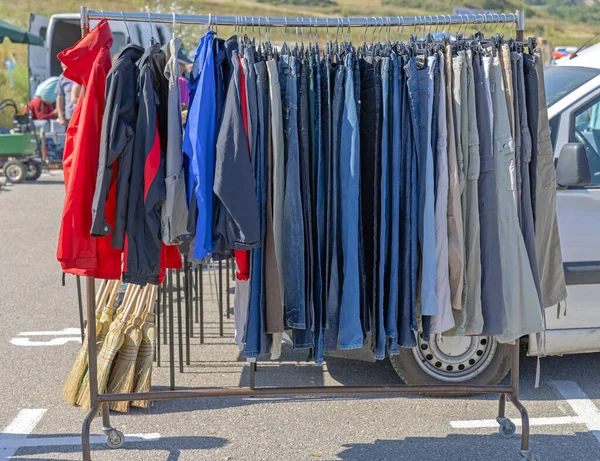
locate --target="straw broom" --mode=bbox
[131,284,158,408]
[77,284,141,410]
[107,285,150,412]
[62,279,115,405]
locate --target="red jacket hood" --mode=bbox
[57,20,113,86]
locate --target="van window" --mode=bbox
[570,96,600,185]
[110,32,127,57]
[50,20,81,76]
[545,66,600,108]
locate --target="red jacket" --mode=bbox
[56,21,122,280]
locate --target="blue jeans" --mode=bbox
[416,57,439,319]
[324,63,346,352]
[339,53,363,350]
[402,57,420,348]
[283,55,307,331]
[314,53,326,363]
[386,54,402,354]
[373,57,391,360]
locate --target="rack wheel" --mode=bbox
[498,419,517,438]
[106,429,125,448]
[520,449,540,461]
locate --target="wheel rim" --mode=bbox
[412,334,497,382]
[6,164,22,180]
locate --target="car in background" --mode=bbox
[551,46,578,61]
[387,43,600,386]
[27,13,170,100]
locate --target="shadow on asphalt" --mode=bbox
[336,432,599,461]
[12,435,227,461]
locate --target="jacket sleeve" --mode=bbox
[91,69,127,238]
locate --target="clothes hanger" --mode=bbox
[148,13,157,46]
[121,12,131,44]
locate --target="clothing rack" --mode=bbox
[77,7,535,461]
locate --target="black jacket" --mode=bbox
[123,43,169,285]
[91,44,144,248]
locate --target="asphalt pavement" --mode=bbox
[1,172,600,461]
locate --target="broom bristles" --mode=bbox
[76,318,127,410]
[107,286,150,412]
[63,279,120,406]
[131,313,156,408]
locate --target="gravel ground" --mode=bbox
[1,172,600,461]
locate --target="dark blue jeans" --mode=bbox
[401,56,420,348]
[323,63,346,352]
[313,53,326,363]
[373,56,391,360]
[387,53,402,354]
[339,53,363,350]
[293,58,314,349]
[283,55,307,331]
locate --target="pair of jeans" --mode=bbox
[323,63,346,352]
[512,52,542,307]
[386,53,402,353]
[339,53,363,350]
[416,57,439,323]
[282,55,307,332]
[321,58,333,332]
[245,59,270,357]
[294,58,314,349]
[402,56,420,348]
[371,56,391,359]
[473,53,503,336]
[313,52,325,363]
[359,55,382,344]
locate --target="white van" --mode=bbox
[388,45,600,386]
[27,13,170,99]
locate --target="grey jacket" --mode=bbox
[161,38,189,245]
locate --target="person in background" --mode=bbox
[28,95,55,120]
[56,63,81,127]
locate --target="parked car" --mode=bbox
[27,13,170,99]
[388,43,600,386]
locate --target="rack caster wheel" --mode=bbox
[520,449,540,461]
[106,429,125,448]
[496,417,517,438]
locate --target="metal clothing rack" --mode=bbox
[78,7,536,461]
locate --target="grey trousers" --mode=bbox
[533,49,568,308]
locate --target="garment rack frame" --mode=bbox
[77,7,535,461]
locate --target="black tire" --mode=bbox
[389,336,512,388]
[26,162,42,181]
[3,160,27,183]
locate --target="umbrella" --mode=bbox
[0,20,44,46]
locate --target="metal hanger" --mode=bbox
[171,12,176,40]
[397,16,404,43]
[148,13,156,45]
[121,12,131,44]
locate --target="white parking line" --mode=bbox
[450,380,600,444]
[554,380,600,444]
[0,409,160,459]
[0,409,46,460]
[17,328,81,336]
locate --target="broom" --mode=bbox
[107,285,150,412]
[131,285,158,408]
[77,284,141,410]
[62,279,115,405]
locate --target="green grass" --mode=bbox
[0,0,599,127]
